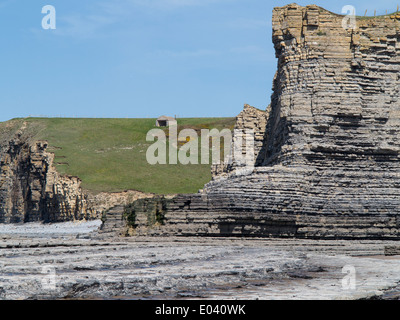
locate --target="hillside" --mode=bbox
[0,117,235,195]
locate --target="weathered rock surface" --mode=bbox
[91,190,154,218]
[123,4,400,239]
[1,226,400,300]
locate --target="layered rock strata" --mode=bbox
[212,104,268,177]
[124,4,400,239]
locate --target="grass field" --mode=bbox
[13,117,236,195]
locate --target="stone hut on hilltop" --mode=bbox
[156,116,177,127]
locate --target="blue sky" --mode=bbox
[0,0,398,121]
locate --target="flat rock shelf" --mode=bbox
[1,222,400,300]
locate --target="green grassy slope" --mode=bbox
[14,117,236,195]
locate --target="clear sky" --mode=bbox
[0,0,398,121]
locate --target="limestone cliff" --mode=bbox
[124,4,400,239]
[0,122,90,223]
[265,3,400,167]
[0,121,152,223]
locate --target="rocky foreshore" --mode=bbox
[1,221,400,300]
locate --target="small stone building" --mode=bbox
[156,116,177,127]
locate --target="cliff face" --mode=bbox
[0,124,92,223]
[265,4,400,167]
[216,4,400,172]
[125,4,400,239]
[0,122,152,223]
